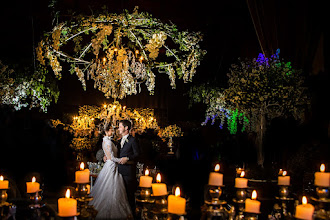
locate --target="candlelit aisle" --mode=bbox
[0,0,329,219]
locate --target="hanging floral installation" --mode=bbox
[51,101,159,152]
[0,61,59,112]
[36,7,206,99]
[189,49,310,165]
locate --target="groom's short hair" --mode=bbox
[119,119,132,131]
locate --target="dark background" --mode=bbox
[0,0,329,218]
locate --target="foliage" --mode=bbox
[36,7,206,99]
[189,49,310,134]
[0,61,60,112]
[158,124,183,141]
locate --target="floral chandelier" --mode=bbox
[37,7,206,99]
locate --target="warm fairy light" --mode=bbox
[302,196,307,205]
[139,56,144,62]
[240,171,245,178]
[156,173,161,183]
[80,162,84,170]
[65,189,71,198]
[283,171,287,176]
[32,177,36,183]
[145,169,150,176]
[175,187,181,197]
[252,190,257,200]
[0,176,3,181]
[214,164,220,172]
[103,104,107,108]
[103,57,106,63]
[114,48,118,52]
[135,50,139,54]
[320,164,325,172]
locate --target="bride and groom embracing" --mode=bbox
[89,119,139,220]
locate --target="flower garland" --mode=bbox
[36,7,206,99]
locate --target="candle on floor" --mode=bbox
[151,173,167,196]
[58,189,77,217]
[295,196,314,220]
[245,190,260,213]
[139,169,153,188]
[208,164,223,186]
[26,177,40,193]
[0,176,9,189]
[314,164,330,187]
[278,171,290,185]
[168,187,186,215]
[75,162,90,183]
[235,171,248,188]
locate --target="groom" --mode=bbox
[117,119,140,217]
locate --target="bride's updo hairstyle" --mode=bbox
[101,122,113,136]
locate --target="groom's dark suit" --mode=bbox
[118,135,139,216]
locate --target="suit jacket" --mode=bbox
[118,135,139,177]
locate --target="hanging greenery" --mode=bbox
[190,49,309,134]
[0,61,60,112]
[36,7,206,99]
[189,49,310,165]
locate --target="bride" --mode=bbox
[89,123,132,219]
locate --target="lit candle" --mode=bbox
[0,176,9,189]
[278,171,290,185]
[295,196,314,220]
[26,177,40,193]
[235,171,248,188]
[75,162,90,183]
[314,164,330,187]
[151,173,167,196]
[208,164,223,186]
[245,190,261,213]
[58,189,77,217]
[139,169,153,188]
[168,187,186,215]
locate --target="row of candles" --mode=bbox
[1,163,329,218]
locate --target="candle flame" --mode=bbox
[214,164,220,172]
[156,173,161,183]
[282,171,287,176]
[240,171,245,178]
[252,190,257,200]
[80,162,84,170]
[320,164,325,172]
[145,169,149,176]
[32,177,36,183]
[302,196,307,205]
[175,187,181,197]
[65,189,70,198]
[0,176,3,181]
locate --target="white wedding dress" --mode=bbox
[89,136,132,219]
